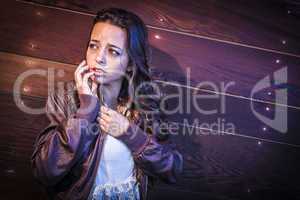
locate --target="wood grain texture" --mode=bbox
[0,92,299,199]
[0,52,74,97]
[157,82,300,146]
[0,51,299,146]
[0,1,299,107]
[21,0,300,56]
[0,0,300,199]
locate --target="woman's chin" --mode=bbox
[94,76,116,85]
[93,76,107,84]
[93,75,123,85]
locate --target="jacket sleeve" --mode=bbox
[116,123,183,184]
[31,92,100,186]
[115,91,183,184]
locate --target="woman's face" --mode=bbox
[86,22,129,85]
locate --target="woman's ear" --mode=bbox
[126,66,133,73]
[126,60,133,73]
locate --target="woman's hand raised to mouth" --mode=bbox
[74,60,98,97]
[75,60,130,137]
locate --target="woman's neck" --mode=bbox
[98,80,122,109]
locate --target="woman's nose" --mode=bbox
[95,49,106,66]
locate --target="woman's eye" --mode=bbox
[89,43,98,50]
[110,49,120,57]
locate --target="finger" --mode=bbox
[98,115,107,125]
[97,115,103,122]
[101,106,113,115]
[75,65,89,82]
[100,109,110,118]
[97,116,101,123]
[91,82,98,95]
[99,110,110,120]
[74,60,86,76]
[100,118,108,125]
[99,119,108,131]
[100,106,107,115]
[79,60,86,67]
[78,65,89,75]
[100,113,110,122]
[82,71,94,85]
[76,60,86,71]
[100,123,107,132]
[75,67,89,86]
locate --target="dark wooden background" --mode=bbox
[0,0,300,199]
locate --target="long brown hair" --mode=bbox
[87,8,150,104]
[88,8,169,141]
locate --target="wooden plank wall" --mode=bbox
[0,0,299,199]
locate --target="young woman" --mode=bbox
[31,8,183,200]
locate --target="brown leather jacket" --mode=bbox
[31,82,183,200]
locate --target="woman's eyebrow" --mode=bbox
[90,39,122,51]
[109,44,122,51]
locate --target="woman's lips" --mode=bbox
[90,67,106,75]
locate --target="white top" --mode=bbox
[88,134,140,200]
[97,134,134,183]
